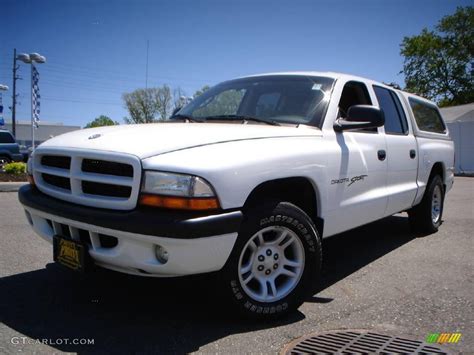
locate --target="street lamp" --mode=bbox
[11,49,46,139]
[17,52,46,151]
[0,85,9,91]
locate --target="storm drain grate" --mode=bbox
[283,330,449,354]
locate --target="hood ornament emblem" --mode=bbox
[88,133,102,140]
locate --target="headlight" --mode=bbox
[141,171,215,197]
[139,171,219,210]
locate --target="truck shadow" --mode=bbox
[316,214,415,295]
[0,215,415,353]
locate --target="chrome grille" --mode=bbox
[42,173,71,190]
[81,180,132,198]
[82,158,133,177]
[33,149,142,210]
[41,155,71,169]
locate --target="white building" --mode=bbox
[1,119,81,148]
[440,103,474,175]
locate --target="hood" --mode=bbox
[39,122,320,158]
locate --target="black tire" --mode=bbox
[408,175,444,234]
[0,156,12,171]
[220,201,322,319]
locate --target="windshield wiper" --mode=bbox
[169,114,204,123]
[203,115,281,126]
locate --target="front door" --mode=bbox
[323,81,388,237]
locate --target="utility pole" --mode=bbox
[12,48,18,137]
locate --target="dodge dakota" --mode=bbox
[19,72,454,318]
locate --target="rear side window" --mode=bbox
[409,98,446,133]
[0,131,15,144]
[373,86,408,135]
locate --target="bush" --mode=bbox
[4,162,27,175]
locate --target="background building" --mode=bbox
[441,103,474,175]
[1,119,81,148]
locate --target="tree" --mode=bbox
[192,89,244,117]
[193,85,210,98]
[123,88,157,124]
[84,115,118,128]
[123,85,186,123]
[400,6,474,106]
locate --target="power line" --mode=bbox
[27,62,213,86]
[1,63,214,91]
[40,79,131,94]
[41,96,123,106]
[2,61,212,84]
[45,61,214,84]
[1,58,217,115]
[15,92,122,106]
[4,67,199,95]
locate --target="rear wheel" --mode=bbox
[221,201,321,319]
[0,156,11,172]
[408,175,445,234]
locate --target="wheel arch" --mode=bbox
[0,151,13,159]
[242,176,324,235]
[429,162,446,190]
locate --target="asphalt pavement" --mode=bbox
[0,178,473,354]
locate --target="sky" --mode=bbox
[1,0,471,128]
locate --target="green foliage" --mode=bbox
[84,115,119,128]
[4,162,27,175]
[123,85,186,123]
[193,89,245,117]
[400,6,473,106]
[193,85,210,98]
[123,88,157,124]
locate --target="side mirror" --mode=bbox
[334,105,385,132]
[171,107,182,117]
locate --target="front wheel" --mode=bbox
[408,175,445,234]
[221,201,322,319]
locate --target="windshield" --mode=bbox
[178,75,334,126]
[0,131,15,144]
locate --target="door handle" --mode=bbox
[410,149,416,159]
[377,150,386,161]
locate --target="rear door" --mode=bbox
[373,86,418,215]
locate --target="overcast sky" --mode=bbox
[1,0,471,127]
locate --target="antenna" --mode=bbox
[145,40,149,89]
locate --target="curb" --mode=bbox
[0,182,27,192]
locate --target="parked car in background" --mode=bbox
[0,130,23,170]
[19,72,454,319]
[19,145,32,162]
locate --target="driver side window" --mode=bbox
[338,81,372,118]
[338,81,375,132]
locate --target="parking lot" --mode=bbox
[0,177,472,354]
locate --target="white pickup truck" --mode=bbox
[19,72,454,318]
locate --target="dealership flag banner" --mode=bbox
[32,65,40,128]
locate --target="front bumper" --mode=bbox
[19,185,242,276]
